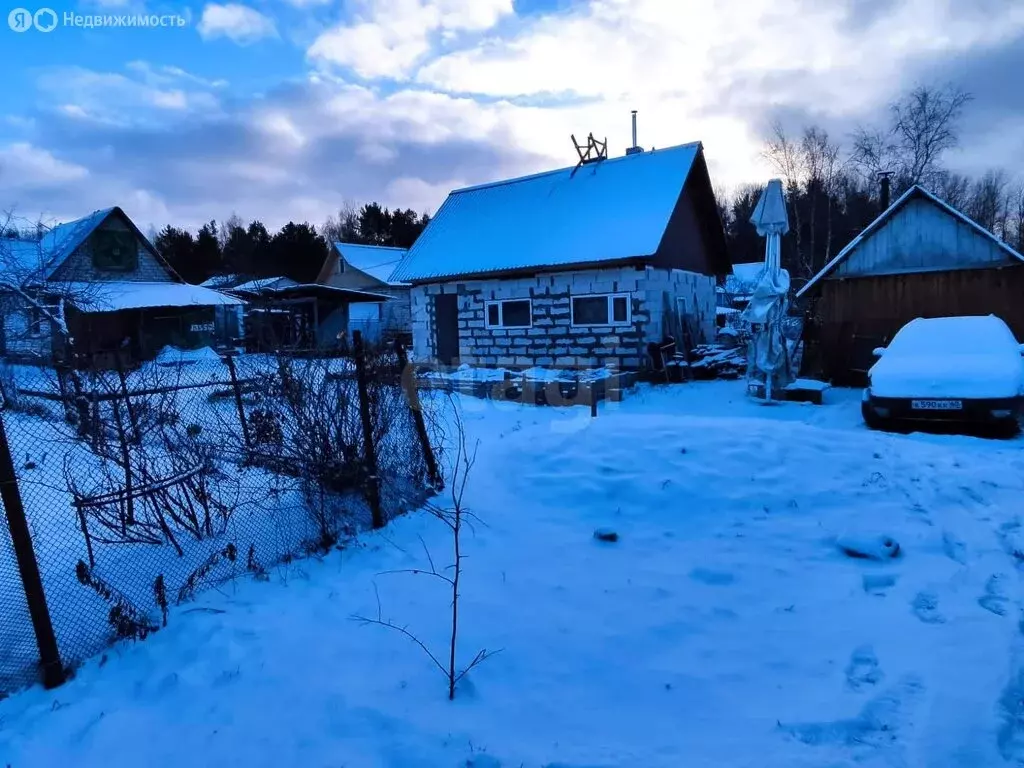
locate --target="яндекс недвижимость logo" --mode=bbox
[8,7,58,32]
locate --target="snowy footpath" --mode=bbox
[2,381,1024,767]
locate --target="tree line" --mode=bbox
[721,83,1024,289]
[153,203,430,285]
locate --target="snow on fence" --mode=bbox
[417,364,637,414]
[0,335,441,697]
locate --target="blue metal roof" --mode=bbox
[391,142,702,283]
[3,208,115,280]
[333,243,409,285]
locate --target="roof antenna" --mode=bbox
[626,110,644,156]
[570,132,608,176]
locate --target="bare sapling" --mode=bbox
[354,401,499,700]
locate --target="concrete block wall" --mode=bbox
[409,265,716,370]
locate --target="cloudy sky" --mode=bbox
[2,0,1024,233]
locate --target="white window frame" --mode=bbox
[570,292,632,327]
[484,298,533,329]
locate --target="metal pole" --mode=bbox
[0,412,65,688]
[353,331,384,529]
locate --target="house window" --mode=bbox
[485,299,532,329]
[571,293,631,326]
[90,229,138,272]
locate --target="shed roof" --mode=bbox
[231,276,299,294]
[390,142,704,283]
[68,281,244,312]
[332,243,409,286]
[796,186,1024,299]
[261,283,393,303]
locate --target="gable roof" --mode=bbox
[796,185,1024,299]
[390,142,704,283]
[1,206,178,283]
[331,243,409,286]
[231,276,299,294]
[200,273,242,289]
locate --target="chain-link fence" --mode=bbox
[0,333,440,696]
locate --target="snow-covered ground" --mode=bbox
[3,380,1024,767]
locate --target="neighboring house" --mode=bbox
[716,261,763,326]
[390,141,731,369]
[796,185,1024,384]
[0,207,243,367]
[226,275,390,352]
[316,243,411,342]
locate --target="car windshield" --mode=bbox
[887,316,1016,357]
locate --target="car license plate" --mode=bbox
[911,399,963,411]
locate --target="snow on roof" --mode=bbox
[200,274,242,289]
[231,276,299,293]
[268,283,393,302]
[67,281,244,312]
[391,142,703,282]
[1,208,115,279]
[333,243,409,286]
[796,186,1024,299]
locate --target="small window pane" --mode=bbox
[501,300,531,327]
[573,296,609,325]
[487,304,500,326]
[612,296,628,323]
[91,229,138,271]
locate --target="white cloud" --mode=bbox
[197,3,277,44]
[280,0,332,8]
[307,0,513,79]
[8,0,1024,230]
[36,66,221,127]
[0,143,89,188]
[409,0,1024,192]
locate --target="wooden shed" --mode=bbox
[796,185,1024,385]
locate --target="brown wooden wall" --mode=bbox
[809,265,1024,385]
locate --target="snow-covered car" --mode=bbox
[861,315,1024,432]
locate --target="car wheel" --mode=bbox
[861,401,883,431]
[995,418,1021,439]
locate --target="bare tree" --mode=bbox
[319,201,361,244]
[852,83,972,193]
[892,84,972,188]
[800,126,844,269]
[0,209,108,367]
[763,122,806,271]
[850,126,900,182]
[933,170,972,211]
[967,169,1010,236]
[354,400,499,700]
[1010,183,1024,254]
[218,213,245,249]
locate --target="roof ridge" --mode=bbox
[452,140,703,196]
[335,242,408,251]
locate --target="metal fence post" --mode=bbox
[223,353,251,451]
[353,331,384,529]
[395,342,442,490]
[0,411,65,689]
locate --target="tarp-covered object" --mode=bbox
[743,179,793,399]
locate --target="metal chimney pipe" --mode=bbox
[631,110,638,149]
[878,171,893,212]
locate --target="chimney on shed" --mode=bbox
[878,171,893,212]
[626,110,644,156]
